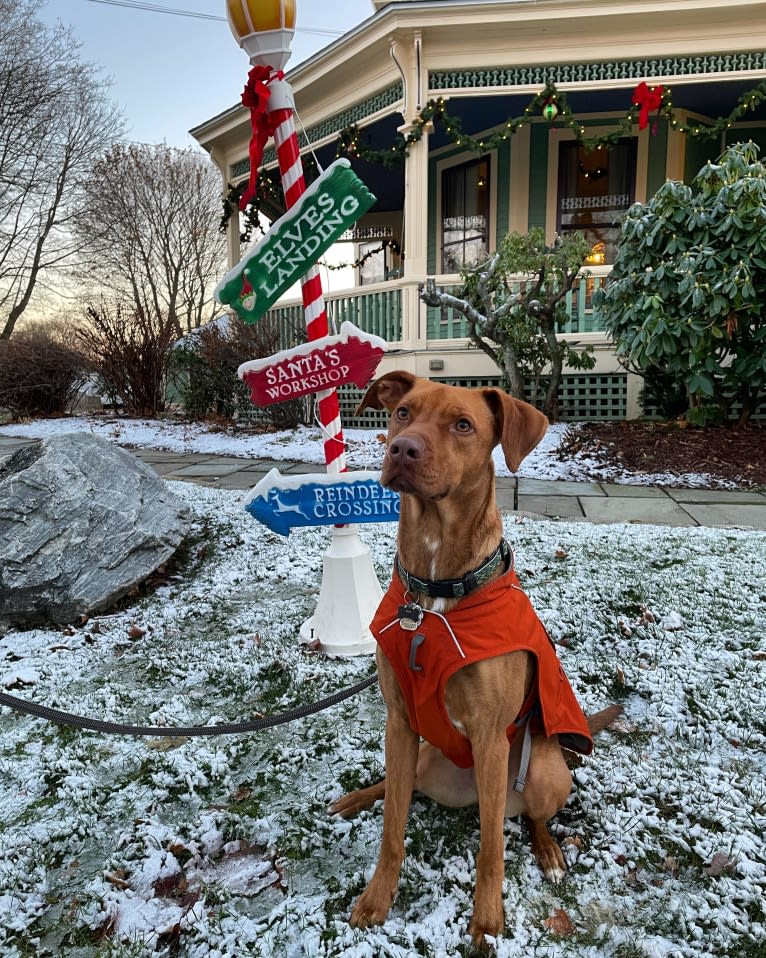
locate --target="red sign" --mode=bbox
[238,322,387,407]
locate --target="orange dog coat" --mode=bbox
[372,565,592,769]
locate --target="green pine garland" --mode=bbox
[337,80,766,162]
[221,79,766,234]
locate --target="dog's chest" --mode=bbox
[372,571,594,768]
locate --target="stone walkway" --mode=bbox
[2,436,765,530]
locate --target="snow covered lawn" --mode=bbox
[1,481,764,957]
[0,414,738,487]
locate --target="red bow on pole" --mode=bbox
[239,65,284,211]
[632,82,664,132]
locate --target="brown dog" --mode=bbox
[332,372,620,948]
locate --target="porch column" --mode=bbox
[391,30,430,353]
[401,129,430,351]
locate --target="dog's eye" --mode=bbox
[395,406,409,421]
[455,418,473,433]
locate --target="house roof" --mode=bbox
[190,0,766,158]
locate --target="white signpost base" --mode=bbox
[299,525,381,657]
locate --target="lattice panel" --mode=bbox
[555,375,627,421]
[339,374,628,428]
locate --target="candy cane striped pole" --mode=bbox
[269,90,346,475]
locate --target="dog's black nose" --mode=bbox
[388,435,423,464]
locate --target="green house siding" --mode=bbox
[528,124,550,230]
[646,121,669,197]
[684,132,725,182]
[495,137,512,242]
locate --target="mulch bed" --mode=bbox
[557,421,766,489]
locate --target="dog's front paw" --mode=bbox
[349,882,395,929]
[468,903,504,950]
[329,780,385,819]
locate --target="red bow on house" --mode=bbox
[239,65,284,211]
[632,82,664,131]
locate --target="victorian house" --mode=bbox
[191,0,766,423]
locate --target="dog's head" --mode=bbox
[356,371,548,499]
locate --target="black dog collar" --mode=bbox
[396,539,512,600]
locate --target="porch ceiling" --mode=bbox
[308,76,766,216]
[423,79,766,150]
[313,113,406,213]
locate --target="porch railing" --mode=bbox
[328,283,403,342]
[262,268,611,346]
[262,281,404,347]
[424,266,611,339]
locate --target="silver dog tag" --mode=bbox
[398,602,423,631]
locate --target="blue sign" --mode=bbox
[244,468,400,536]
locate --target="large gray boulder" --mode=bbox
[0,433,189,632]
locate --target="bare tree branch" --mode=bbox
[0,0,124,338]
[73,144,227,337]
[418,230,594,419]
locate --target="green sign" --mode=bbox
[215,159,376,323]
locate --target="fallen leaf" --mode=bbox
[127,623,146,640]
[544,909,575,936]
[146,736,188,751]
[104,869,130,889]
[703,852,734,877]
[153,872,189,899]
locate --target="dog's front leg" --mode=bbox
[468,732,510,947]
[350,703,419,929]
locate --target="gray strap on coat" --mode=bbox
[514,710,534,792]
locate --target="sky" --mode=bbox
[39,0,369,149]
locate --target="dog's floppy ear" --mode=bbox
[482,389,548,473]
[355,371,418,414]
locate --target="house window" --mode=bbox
[557,140,636,265]
[358,241,386,286]
[357,239,402,286]
[441,156,490,273]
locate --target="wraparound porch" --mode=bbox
[261,266,639,425]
